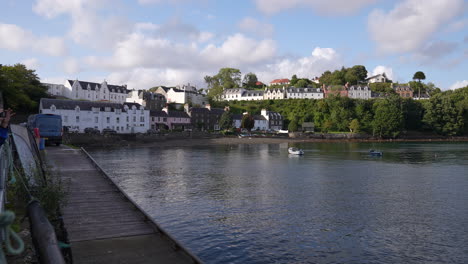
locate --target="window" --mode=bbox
[95,117,98,123]
[105,107,111,112]
[107,117,110,123]
[75,106,80,112]
[116,109,121,115]
[92,107,99,113]
[116,126,119,131]
[116,117,120,124]
[76,116,80,123]
[126,116,129,122]
[140,116,144,122]
[163,118,167,122]
[64,116,68,122]
[51,105,56,112]
[133,116,136,122]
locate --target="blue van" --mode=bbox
[28,114,63,146]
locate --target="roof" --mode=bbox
[253,115,267,121]
[40,98,142,111]
[365,73,387,80]
[270,78,290,84]
[286,87,322,93]
[349,85,369,90]
[242,90,264,96]
[68,80,129,94]
[232,114,243,120]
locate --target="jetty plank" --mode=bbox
[46,146,196,264]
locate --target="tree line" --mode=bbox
[211,87,468,138]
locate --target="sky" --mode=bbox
[0,0,467,90]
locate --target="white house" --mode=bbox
[348,85,371,99]
[286,87,323,99]
[39,98,150,133]
[232,113,268,131]
[264,87,286,100]
[43,80,130,104]
[156,83,208,106]
[221,88,264,101]
[126,89,167,110]
[366,73,388,84]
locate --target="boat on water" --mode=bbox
[369,149,383,156]
[288,147,304,155]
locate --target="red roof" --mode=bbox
[270,79,290,84]
[255,81,264,86]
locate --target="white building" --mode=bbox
[221,88,264,101]
[348,85,372,99]
[366,73,388,84]
[44,80,130,104]
[232,113,268,131]
[154,83,208,106]
[39,98,150,133]
[264,87,286,100]
[286,87,323,99]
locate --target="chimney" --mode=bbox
[162,105,169,114]
[205,104,211,111]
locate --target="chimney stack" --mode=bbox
[205,104,211,111]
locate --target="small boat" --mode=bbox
[369,149,383,156]
[288,147,304,155]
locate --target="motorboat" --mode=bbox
[288,147,304,155]
[369,149,383,156]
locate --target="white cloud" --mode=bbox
[255,0,376,15]
[0,23,67,56]
[449,80,468,90]
[368,0,464,53]
[238,17,274,38]
[21,58,40,70]
[62,57,81,75]
[368,65,396,82]
[255,47,342,83]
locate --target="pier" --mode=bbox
[46,146,201,264]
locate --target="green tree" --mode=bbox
[241,114,255,131]
[0,63,48,113]
[242,72,258,89]
[372,96,404,138]
[422,92,464,136]
[205,68,242,99]
[295,79,309,88]
[288,119,298,132]
[349,119,360,133]
[290,74,298,86]
[218,111,233,130]
[413,71,426,98]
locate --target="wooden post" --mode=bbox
[28,200,66,264]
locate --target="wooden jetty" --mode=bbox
[46,146,202,264]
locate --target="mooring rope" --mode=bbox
[0,210,25,263]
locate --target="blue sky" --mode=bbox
[1,0,467,90]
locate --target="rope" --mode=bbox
[0,210,25,263]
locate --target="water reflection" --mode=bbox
[89,142,468,264]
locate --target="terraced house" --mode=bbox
[44,79,130,104]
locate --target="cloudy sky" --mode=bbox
[1,0,467,90]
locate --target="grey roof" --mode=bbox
[349,85,370,91]
[232,114,243,120]
[68,80,129,94]
[40,98,142,111]
[253,115,267,120]
[242,90,264,96]
[286,87,322,93]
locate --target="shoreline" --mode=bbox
[98,136,468,149]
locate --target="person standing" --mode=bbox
[0,108,15,147]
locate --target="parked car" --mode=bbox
[146,129,158,134]
[102,128,117,135]
[84,127,100,134]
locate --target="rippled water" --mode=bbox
[89,142,468,264]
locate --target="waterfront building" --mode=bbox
[43,79,130,104]
[150,107,191,131]
[127,89,167,111]
[232,113,269,131]
[348,85,372,99]
[154,84,208,106]
[184,104,225,131]
[286,87,324,99]
[39,98,150,133]
[261,109,283,131]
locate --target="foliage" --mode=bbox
[413,71,426,82]
[0,63,48,113]
[372,96,403,138]
[349,119,360,133]
[290,75,298,86]
[288,119,298,132]
[209,87,468,137]
[319,65,368,85]
[369,82,393,93]
[205,68,242,99]
[242,72,259,89]
[241,114,255,131]
[219,111,233,130]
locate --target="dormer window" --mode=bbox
[51,105,56,112]
[75,106,80,112]
[92,107,100,113]
[105,107,111,112]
